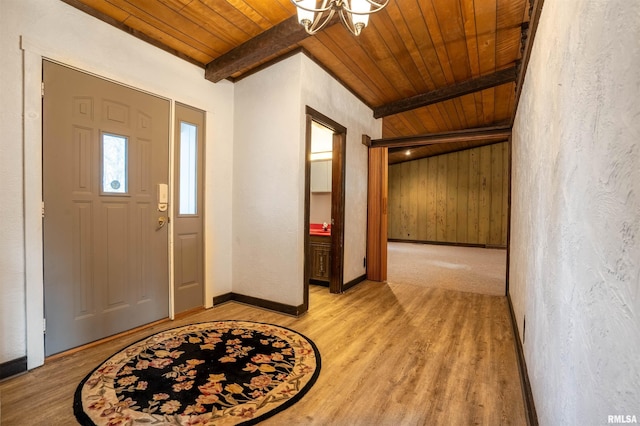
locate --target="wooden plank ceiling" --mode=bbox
[62,0,533,164]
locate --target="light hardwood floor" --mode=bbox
[0,282,526,425]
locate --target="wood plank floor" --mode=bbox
[0,282,526,425]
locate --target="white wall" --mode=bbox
[310,193,332,224]
[301,54,381,283]
[510,0,640,424]
[0,0,234,367]
[232,53,380,307]
[232,55,305,306]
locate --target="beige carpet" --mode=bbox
[387,242,507,296]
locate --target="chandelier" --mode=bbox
[291,0,389,36]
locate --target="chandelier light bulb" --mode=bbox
[292,0,389,36]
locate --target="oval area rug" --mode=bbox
[74,320,321,425]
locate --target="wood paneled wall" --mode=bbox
[388,142,509,247]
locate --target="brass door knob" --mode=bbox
[156,216,167,230]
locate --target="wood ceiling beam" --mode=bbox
[205,16,338,83]
[370,125,512,148]
[373,67,518,118]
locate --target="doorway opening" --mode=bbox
[303,107,346,310]
[367,141,511,297]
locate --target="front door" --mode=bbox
[43,61,170,356]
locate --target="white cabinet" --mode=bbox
[311,160,332,192]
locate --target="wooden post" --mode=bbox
[367,145,388,282]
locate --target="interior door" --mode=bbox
[43,60,170,356]
[173,103,205,314]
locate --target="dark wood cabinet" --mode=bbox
[309,235,331,284]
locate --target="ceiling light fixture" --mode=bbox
[291,0,389,36]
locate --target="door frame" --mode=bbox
[303,106,346,308]
[21,38,179,368]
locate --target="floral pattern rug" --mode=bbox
[74,320,321,425]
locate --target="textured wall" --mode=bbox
[388,143,509,246]
[0,0,235,366]
[510,0,640,424]
[232,56,305,306]
[232,54,380,305]
[310,193,332,224]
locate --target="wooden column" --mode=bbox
[367,146,388,282]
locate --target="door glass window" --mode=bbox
[102,133,128,194]
[179,122,198,215]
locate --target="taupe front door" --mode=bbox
[43,61,170,356]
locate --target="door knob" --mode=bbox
[156,216,167,230]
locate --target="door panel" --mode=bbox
[43,61,170,356]
[173,103,205,314]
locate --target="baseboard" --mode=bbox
[212,292,234,305]
[0,356,27,381]
[343,274,367,291]
[388,238,507,249]
[506,293,539,426]
[213,292,305,316]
